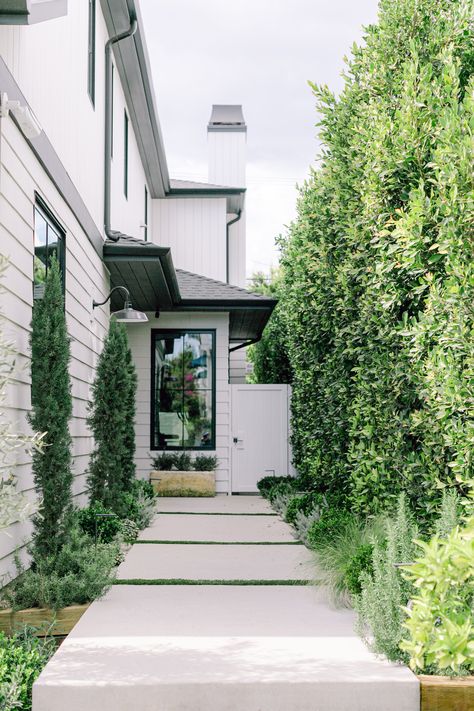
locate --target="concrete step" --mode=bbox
[33,585,419,711]
[139,513,298,543]
[116,543,317,582]
[155,495,275,515]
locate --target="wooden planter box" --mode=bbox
[150,470,215,497]
[419,674,474,711]
[0,604,89,637]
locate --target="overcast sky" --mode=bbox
[140,0,380,278]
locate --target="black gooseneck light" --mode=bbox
[93,286,148,323]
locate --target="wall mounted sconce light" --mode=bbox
[93,286,148,323]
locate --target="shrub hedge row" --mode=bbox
[261,0,474,517]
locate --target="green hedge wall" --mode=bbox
[278,0,474,516]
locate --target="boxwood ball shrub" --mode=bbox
[257,475,294,497]
[344,544,374,596]
[285,493,323,525]
[77,502,121,543]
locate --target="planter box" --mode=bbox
[418,674,474,711]
[150,470,215,497]
[0,604,89,637]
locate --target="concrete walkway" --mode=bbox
[33,496,419,711]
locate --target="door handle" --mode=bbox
[233,436,243,444]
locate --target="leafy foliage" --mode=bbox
[0,629,54,711]
[257,475,296,497]
[173,452,192,471]
[307,508,353,550]
[344,544,374,597]
[151,452,176,471]
[4,526,118,610]
[193,454,218,471]
[285,493,322,525]
[247,269,292,384]
[400,515,474,674]
[77,502,122,543]
[87,320,137,514]
[0,257,44,530]
[275,0,474,516]
[29,258,73,558]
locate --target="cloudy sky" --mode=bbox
[140,0,379,278]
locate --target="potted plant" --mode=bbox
[150,452,218,497]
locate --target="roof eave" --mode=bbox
[100,0,170,197]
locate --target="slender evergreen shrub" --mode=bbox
[29,259,73,559]
[87,320,137,514]
[276,0,474,516]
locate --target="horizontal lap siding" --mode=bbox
[128,312,231,494]
[0,120,109,580]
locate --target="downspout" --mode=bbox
[104,14,138,242]
[226,209,242,283]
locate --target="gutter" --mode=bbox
[104,11,138,241]
[226,210,242,283]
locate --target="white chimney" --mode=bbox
[208,105,246,288]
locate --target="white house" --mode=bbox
[0,0,291,580]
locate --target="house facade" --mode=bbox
[0,0,280,580]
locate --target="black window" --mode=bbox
[33,199,65,299]
[144,185,148,240]
[87,0,96,105]
[124,110,129,198]
[151,330,216,450]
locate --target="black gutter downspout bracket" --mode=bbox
[104,13,138,242]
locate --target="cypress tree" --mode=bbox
[87,319,137,513]
[30,259,73,558]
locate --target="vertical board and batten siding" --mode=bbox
[127,312,231,494]
[0,118,110,580]
[152,197,227,282]
[0,4,150,241]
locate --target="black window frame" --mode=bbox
[124,110,129,198]
[33,195,66,299]
[150,329,217,451]
[87,0,96,106]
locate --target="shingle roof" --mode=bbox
[176,269,274,304]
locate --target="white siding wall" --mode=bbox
[0,118,110,580]
[127,312,231,494]
[208,131,246,288]
[0,4,149,240]
[152,197,227,282]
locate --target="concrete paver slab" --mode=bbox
[139,513,297,542]
[156,495,275,515]
[117,543,317,581]
[34,586,419,711]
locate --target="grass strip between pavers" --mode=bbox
[114,578,311,586]
[134,540,303,545]
[156,511,277,516]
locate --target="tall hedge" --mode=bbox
[279,0,474,516]
[87,319,137,513]
[30,259,73,558]
[247,269,292,384]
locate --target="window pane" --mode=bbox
[152,331,215,450]
[183,332,213,390]
[34,210,48,297]
[183,390,213,448]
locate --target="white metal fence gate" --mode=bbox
[230,384,292,493]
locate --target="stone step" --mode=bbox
[33,585,419,711]
[116,543,317,582]
[139,513,297,543]
[155,494,275,515]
